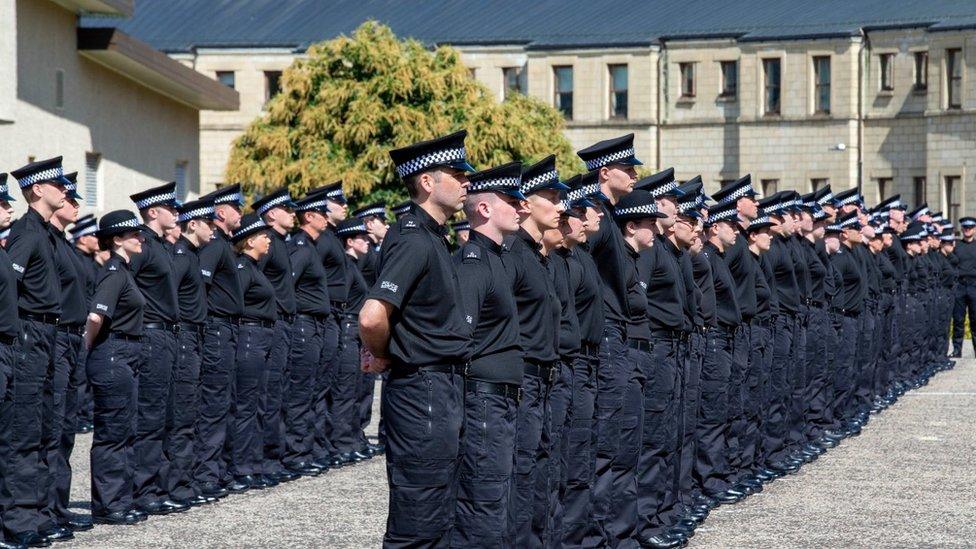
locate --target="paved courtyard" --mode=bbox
[66,346,976,548]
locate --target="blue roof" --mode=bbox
[82,0,976,53]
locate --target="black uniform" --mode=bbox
[230,254,276,479]
[451,231,522,547]
[313,227,345,463]
[332,254,368,457]
[951,238,976,354]
[194,230,243,492]
[87,254,145,517]
[764,234,800,466]
[368,207,470,547]
[0,240,21,539]
[828,242,864,425]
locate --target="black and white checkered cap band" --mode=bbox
[215,192,243,205]
[874,210,890,220]
[649,180,678,199]
[234,218,266,238]
[395,147,467,178]
[135,191,177,210]
[569,183,602,202]
[836,193,861,207]
[337,221,367,236]
[355,206,386,219]
[255,194,292,215]
[941,222,953,230]
[941,232,955,241]
[678,200,699,214]
[107,218,141,230]
[393,204,411,214]
[520,169,558,195]
[584,147,635,171]
[471,176,521,193]
[72,224,98,239]
[326,188,345,200]
[884,199,901,209]
[961,219,976,227]
[707,207,739,224]
[615,203,660,217]
[17,166,64,188]
[838,216,859,229]
[295,199,329,212]
[750,215,772,227]
[817,192,834,206]
[179,205,215,223]
[718,182,755,205]
[912,207,930,219]
[826,223,843,232]
[813,208,828,220]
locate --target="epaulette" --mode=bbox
[460,243,481,262]
[399,216,420,233]
[501,234,516,253]
[237,262,245,270]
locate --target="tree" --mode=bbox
[226,21,583,207]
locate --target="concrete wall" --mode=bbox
[0,0,200,216]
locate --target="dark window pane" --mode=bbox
[880,54,894,91]
[265,71,282,102]
[554,66,573,118]
[680,63,695,97]
[720,61,737,97]
[216,70,235,90]
[948,49,962,108]
[814,56,831,113]
[914,52,928,90]
[609,64,628,118]
[764,59,781,114]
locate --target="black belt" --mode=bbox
[58,324,84,335]
[806,298,826,308]
[580,341,600,358]
[831,308,859,318]
[628,338,651,352]
[206,314,241,325]
[241,320,275,329]
[650,329,687,341]
[523,360,556,383]
[280,313,297,323]
[145,321,179,332]
[108,332,142,342]
[20,312,59,326]
[295,313,327,323]
[0,333,16,345]
[179,322,202,333]
[390,361,467,379]
[465,379,521,403]
[330,301,346,313]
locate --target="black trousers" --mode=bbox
[46,330,83,523]
[509,369,552,549]
[165,328,201,501]
[0,340,18,538]
[261,319,291,475]
[727,326,751,483]
[134,328,176,507]
[765,314,794,466]
[382,368,463,548]
[331,316,363,454]
[87,337,140,516]
[0,319,57,535]
[283,316,323,467]
[193,318,238,486]
[230,324,273,477]
[312,315,340,462]
[559,353,597,547]
[546,359,573,546]
[695,329,732,497]
[674,331,703,513]
[803,308,833,439]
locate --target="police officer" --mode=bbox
[449,162,525,547]
[574,134,643,547]
[391,200,412,220]
[359,130,473,547]
[127,182,188,515]
[3,157,68,547]
[68,214,98,436]
[450,219,471,250]
[283,192,333,478]
[194,184,244,498]
[228,214,277,490]
[251,187,301,484]
[170,198,215,506]
[84,210,147,525]
[951,216,976,357]
[44,172,94,536]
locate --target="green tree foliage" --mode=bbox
[227,21,583,206]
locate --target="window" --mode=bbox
[720,61,737,98]
[609,64,628,118]
[811,178,829,192]
[879,53,894,91]
[947,49,962,109]
[914,51,928,91]
[945,176,961,223]
[814,56,831,113]
[175,161,188,201]
[914,176,927,206]
[503,66,526,99]
[553,66,573,119]
[55,69,64,109]
[877,178,892,201]
[679,62,695,98]
[216,71,235,90]
[761,179,779,197]
[264,71,282,103]
[468,68,477,79]
[763,58,781,115]
[84,153,100,208]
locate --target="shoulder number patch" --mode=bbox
[380,280,398,294]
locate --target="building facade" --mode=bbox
[0,0,237,216]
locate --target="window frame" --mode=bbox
[502,65,526,99]
[763,58,782,116]
[608,64,629,119]
[913,176,927,206]
[879,53,895,92]
[945,175,961,223]
[679,62,696,98]
[264,70,283,104]
[760,178,779,197]
[719,60,738,99]
[946,48,963,109]
[913,51,928,91]
[553,65,574,119]
[813,55,831,114]
[877,177,892,202]
[216,70,235,90]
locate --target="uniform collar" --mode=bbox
[469,229,503,255]
[412,205,448,236]
[108,252,129,270]
[516,226,543,252]
[25,207,46,226]
[177,235,197,252]
[623,241,640,259]
[658,233,681,258]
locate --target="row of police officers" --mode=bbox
[0,157,391,548]
[357,131,962,549]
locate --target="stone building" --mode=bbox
[109,0,976,219]
[0,0,237,215]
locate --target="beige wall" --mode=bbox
[0,0,200,216]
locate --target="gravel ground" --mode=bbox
[66,345,976,548]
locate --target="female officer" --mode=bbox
[84,210,146,525]
[227,213,277,491]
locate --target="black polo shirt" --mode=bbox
[800,237,828,304]
[628,243,652,340]
[455,230,522,384]
[7,208,61,315]
[724,229,759,321]
[589,199,636,325]
[368,207,470,365]
[259,230,297,317]
[501,227,560,364]
[829,243,865,314]
[316,226,348,304]
[752,250,774,321]
[553,247,583,359]
[343,254,367,315]
[702,242,741,329]
[49,225,91,327]
[886,238,910,283]
[788,235,812,303]
[129,227,179,323]
[681,252,700,331]
[690,251,717,329]
[854,245,881,304]
[238,254,277,323]
[637,235,687,332]
[954,239,976,283]
[877,250,897,294]
[289,229,333,317]
[0,247,21,338]
[759,253,780,315]
[91,253,145,337]
[768,235,800,315]
[572,244,605,345]
[171,237,207,324]
[357,245,380,286]
[198,230,244,317]
[74,248,98,300]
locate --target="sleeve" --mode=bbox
[456,261,488,332]
[197,242,220,286]
[89,272,123,319]
[366,233,429,309]
[5,228,34,282]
